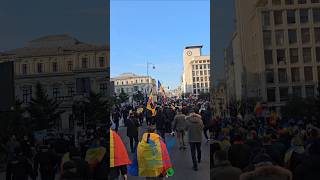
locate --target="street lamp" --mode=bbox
[146,61,156,94]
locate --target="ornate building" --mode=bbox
[0,34,110,129]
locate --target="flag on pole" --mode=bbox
[146,93,157,116]
[110,129,131,167]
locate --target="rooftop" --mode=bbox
[185,45,203,49]
[2,34,108,58]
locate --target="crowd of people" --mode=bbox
[210,114,320,180]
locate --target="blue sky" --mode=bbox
[110,0,210,89]
[0,0,107,51]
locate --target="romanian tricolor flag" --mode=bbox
[110,129,131,167]
[146,93,157,117]
[128,133,173,177]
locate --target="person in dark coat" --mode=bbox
[112,107,121,132]
[125,111,140,153]
[211,150,242,180]
[201,107,212,141]
[261,135,284,166]
[60,147,90,180]
[6,147,35,180]
[155,107,166,140]
[293,139,320,180]
[33,144,58,180]
[228,133,251,170]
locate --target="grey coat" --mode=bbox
[173,113,187,131]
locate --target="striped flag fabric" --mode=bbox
[110,129,131,167]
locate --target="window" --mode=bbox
[275,30,285,46]
[22,64,27,74]
[287,10,296,24]
[195,65,198,70]
[272,0,282,5]
[205,76,208,81]
[292,86,302,97]
[263,30,272,47]
[133,86,138,92]
[192,71,195,76]
[285,0,294,4]
[262,11,270,26]
[278,68,288,83]
[291,67,300,82]
[303,48,312,63]
[200,71,203,75]
[67,61,73,71]
[68,87,75,97]
[288,29,297,44]
[82,58,88,68]
[316,47,320,62]
[22,86,32,103]
[304,66,313,81]
[315,28,320,43]
[274,11,283,25]
[267,88,276,102]
[301,28,310,43]
[277,49,286,64]
[53,88,60,98]
[199,65,202,69]
[298,0,307,4]
[305,85,315,97]
[279,87,289,102]
[99,57,105,67]
[37,63,43,73]
[52,62,58,72]
[204,70,207,75]
[201,77,203,82]
[264,50,273,65]
[266,69,274,83]
[300,9,309,23]
[193,84,196,88]
[192,65,195,70]
[313,8,320,22]
[193,77,196,82]
[197,77,200,81]
[290,48,299,63]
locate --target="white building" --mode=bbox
[0,34,110,130]
[111,73,156,102]
[182,45,211,96]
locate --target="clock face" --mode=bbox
[186,51,192,56]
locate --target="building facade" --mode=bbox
[235,0,320,112]
[182,45,211,96]
[0,34,110,130]
[225,32,244,106]
[111,73,156,102]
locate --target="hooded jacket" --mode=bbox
[185,113,204,142]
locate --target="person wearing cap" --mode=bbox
[185,108,204,171]
[211,150,242,180]
[240,153,292,180]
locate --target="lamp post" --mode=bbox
[146,61,155,94]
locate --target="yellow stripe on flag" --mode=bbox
[110,129,115,167]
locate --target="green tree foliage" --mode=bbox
[27,82,64,131]
[83,92,110,126]
[118,89,129,103]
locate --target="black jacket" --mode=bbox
[6,155,35,180]
[125,117,140,137]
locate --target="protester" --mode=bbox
[240,153,292,180]
[33,144,58,180]
[173,108,187,150]
[185,108,204,171]
[211,150,242,180]
[6,147,35,180]
[125,111,140,153]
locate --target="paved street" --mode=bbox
[117,121,210,180]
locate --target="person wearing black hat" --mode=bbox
[240,153,292,180]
